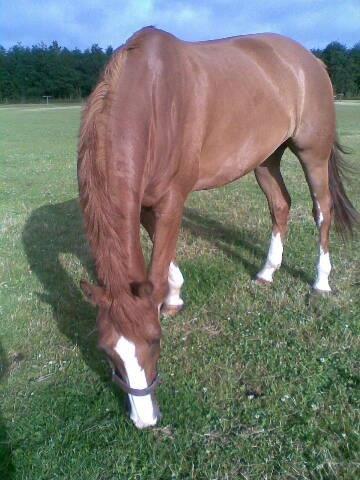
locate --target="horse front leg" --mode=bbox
[161,261,184,316]
[141,206,185,315]
[146,195,184,312]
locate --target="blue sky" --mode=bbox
[1,0,359,50]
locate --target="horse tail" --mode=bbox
[328,138,359,238]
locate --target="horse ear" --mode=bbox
[131,280,154,298]
[80,280,109,307]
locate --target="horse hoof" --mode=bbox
[161,303,184,317]
[253,277,272,286]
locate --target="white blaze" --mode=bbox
[313,247,332,292]
[114,337,157,429]
[256,232,283,282]
[164,262,184,307]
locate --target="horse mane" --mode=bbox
[78,26,157,212]
[78,45,128,291]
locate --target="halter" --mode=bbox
[112,368,161,396]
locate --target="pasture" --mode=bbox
[0,102,359,479]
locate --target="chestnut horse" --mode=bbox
[78,27,358,428]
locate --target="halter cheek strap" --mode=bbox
[112,369,161,396]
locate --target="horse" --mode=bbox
[77,27,358,429]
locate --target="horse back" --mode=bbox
[84,28,333,202]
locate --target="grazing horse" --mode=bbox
[78,27,358,428]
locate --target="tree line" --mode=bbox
[0,40,359,102]
[0,42,113,101]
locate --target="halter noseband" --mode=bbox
[112,368,160,396]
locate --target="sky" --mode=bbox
[1,0,359,51]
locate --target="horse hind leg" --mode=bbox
[289,142,333,292]
[255,145,291,284]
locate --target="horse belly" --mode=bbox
[194,127,288,191]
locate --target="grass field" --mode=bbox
[0,103,359,479]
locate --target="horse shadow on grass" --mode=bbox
[0,342,15,479]
[182,207,311,285]
[22,199,311,384]
[22,198,108,381]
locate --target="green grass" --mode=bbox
[0,103,359,479]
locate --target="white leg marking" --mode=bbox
[115,337,157,429]
[313,202,331,291]
[316,201,324,228]
[313,247,332,292]
[256,232,283,283]
[164,262,184,307]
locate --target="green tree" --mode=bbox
[321,42,355,96]
[0,39,358,101]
